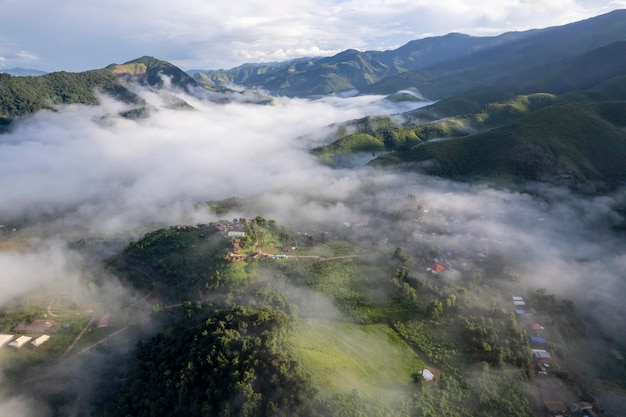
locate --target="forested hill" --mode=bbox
[0,70,138,119]
[313,92,626,194]
[0,56,197,128]
[373,102,626,193]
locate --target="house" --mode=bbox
[516,309,526,315]
[419,369,434,382]
[31,335,50,347]
[272,254,288,260]
[531,323,545,331]
[513,300,526,306]
[427,263,445,274]
[8,336,32,348]
[281,246,296,252]
[531,336,547,344]
[0,334,14,348]
[232,239,241,253]
[227,231,246,238]
[533,349,553,364]
[512,296,524,301]
[570,402,593,412]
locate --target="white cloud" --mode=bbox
[0,89,425,233]
[0,0,621,71]
[15,50,38,60]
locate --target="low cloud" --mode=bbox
[1,84,626,415]
[0,89,423,235]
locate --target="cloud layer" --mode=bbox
[0,75,624,415]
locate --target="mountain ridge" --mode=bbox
[188,9,626,99]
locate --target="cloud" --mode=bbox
[15,50,38,61]
[0,88,426,233]
[0,0,622,71]
[0,241,83,304]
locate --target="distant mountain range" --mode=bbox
[191,9,626,99]
[0,67,47,76]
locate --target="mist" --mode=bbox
[1,85,625,415]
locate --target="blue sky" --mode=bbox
[0,0,625,72]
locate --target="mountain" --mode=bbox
[0,69,139,119]
[363,9,626,99]
[0,57,202,128]
[190,10,626,99]
[106,55,199,89]
[190,32,534,97]
[0,67,46,76]
[372,101,626,193]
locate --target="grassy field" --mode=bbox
[294,319,426,401]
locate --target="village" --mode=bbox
[0,208,622,417]
[204,208,621,417]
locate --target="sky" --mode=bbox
[1,0,625,72]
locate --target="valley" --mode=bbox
[1,8,626,417]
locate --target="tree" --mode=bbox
[427,300,443,319]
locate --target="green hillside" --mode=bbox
[0,56,208,127]
[0,70,139,119]
[375,102,626,192]
[313,93,561,166]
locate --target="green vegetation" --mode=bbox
[108,224,237,298]
[0,56,201,126]
[2,214,610,416]
[295,320,425,398]
[375,101,626,192]
[95,304,322,417]
[313,93,562,167]
[0,70,139,119]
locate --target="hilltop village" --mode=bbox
[0,208,623,417]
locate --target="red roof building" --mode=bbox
[427,263,446,274]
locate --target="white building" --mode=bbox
[420,369,434,382]
[31,335,50,347]
[0,334,14,347]
[8,336,32,348]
